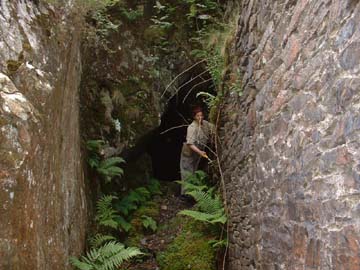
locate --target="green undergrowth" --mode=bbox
[125,200,161,247]
[122,173,226,270]
[157,216,217,270]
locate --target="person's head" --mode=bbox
[192,106,204,123]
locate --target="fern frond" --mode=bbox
[126,190,144,204]
[176,180,207,193]
[97,166,124,180]
[114,197,138,216]
[86,140,105,152]
[187,190,223,214]
[89,234,116,248]
[96,195,123,229]
[99,245,143,270]
[70,241,142,270]
[114,216,132,232]
[69,257,93,270]
[134,187,151,201]
[141,215,157,232]
[179,209,226,224]
[99,157,125,168]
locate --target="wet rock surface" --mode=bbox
[0,1,87,269]
[221,0,360,269]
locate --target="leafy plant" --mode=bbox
[97,157,125,183]
[86,140,125,183]
[114,180,162,216]
[141,215,157,232]
[120,7,143,21]
[70,241,143,270]
[89,234,116,248]
[179,190,226,225]
[208,239,228,249]
[95,195,132,232]
[86,140,105,168]
[176,170,208,194]
[147,178,162,195]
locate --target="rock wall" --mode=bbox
[0,1,87,269]
[221,0,360,269]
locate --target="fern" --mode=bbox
[134,187,151,201]
[86,139,105,152]
[114,216,132,232]
[97,157,125,183]
[141,215,157,232]
[147,178,162,195]
[96,195,121,229]
[175,180,208,193]
[86,140,104,169]
[114,196,138,216]
[179,190,226,225]
[89,234,116,248]
[70,241,143,270]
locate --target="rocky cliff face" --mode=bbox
[221,0,360,269]
[0,1,87,269]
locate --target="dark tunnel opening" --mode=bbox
[147,67,215,181]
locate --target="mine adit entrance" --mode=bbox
[148,66,215,181]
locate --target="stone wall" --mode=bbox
[221,0,360,269]
[0,1,87,269]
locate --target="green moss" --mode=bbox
[157,217,216,270]
[6,60,22,74]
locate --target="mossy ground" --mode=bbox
[122,182,218,270]
[157,217,216,270]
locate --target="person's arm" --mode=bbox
[189,144,206,157]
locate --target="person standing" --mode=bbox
[180,106,214,194]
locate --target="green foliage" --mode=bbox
[176,170,208,194]
[89,234,116,248]
[86,139,125,183]
[114,179,161,216]
[95,195,132,232]
[120,7,143,21]
[86,140,105,169]
[147,178,162,195]
[141,215,157,232]
[157,217,216,270]
[70,241,143,270]
[179,189,227,225]
[90,9,120,40]
[196,91,218,108]
[97,157,125,183]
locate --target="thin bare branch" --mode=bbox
[165,69,211,103]
[182,78,213,104]
[160,59,206,99]
[160,124,189,135]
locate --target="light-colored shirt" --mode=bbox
[186,120,215,150]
